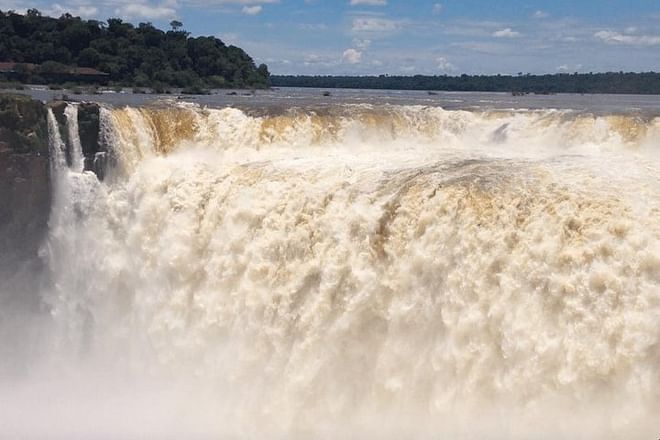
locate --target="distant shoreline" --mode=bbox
[271,72,660,95]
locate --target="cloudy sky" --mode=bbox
[2,0,660,75]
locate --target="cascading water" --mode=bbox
[47,108,67,172]
[42,107,102,357]
[64,104,85,173]
[2,102,660,439]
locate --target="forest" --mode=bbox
[3,9,658,95]
[271,72,660,95]
[0,9,270,89]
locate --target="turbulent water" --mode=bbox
[2,100,660,439]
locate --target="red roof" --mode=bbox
[0,62,38,72]
[73,67,108,76]
[0,62,107,76]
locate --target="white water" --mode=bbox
[3,103,660,439]
[47,108,67,171]
[64,104,85,173]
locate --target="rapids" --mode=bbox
[2,102,660,439]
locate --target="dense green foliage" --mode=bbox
[272,72,660,95]
[0,10,270,88]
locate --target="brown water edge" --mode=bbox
[1,94,659,439]
[9,85,660,115]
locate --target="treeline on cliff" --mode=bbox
[271,72,660,95]
[0,9,269,89]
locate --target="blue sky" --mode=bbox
[2,0,660,75]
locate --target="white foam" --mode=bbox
[5,104,660,439]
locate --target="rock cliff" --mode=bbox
[0,94,102,297]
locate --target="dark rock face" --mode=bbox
[0,94,51,255]
[78,102,106,180]
[0,94,51,305]
[0,150,50,268]
[1,95,105,283]
[49,100,104,177]
[0,94,48,155]
[78,103,100,157]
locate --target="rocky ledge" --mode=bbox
[0,93,102,286]
[0,94,50,277]
[49,100,104,176]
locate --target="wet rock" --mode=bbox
[48,100,67,126]
[0,151,51,265]
[0,93,48,155]
[48,100,103,175]
[92,151,107,180]
[78,103,100,157]
[1,96,104,280]
[0,94,50,283]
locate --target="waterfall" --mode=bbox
[3,103,660,439]
[43,104,102,354]
[47,108,67,174]
[64,104,85,173]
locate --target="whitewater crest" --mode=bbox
[9,102,660,438]
[100,104,660,159]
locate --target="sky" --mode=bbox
[2,0,660,75]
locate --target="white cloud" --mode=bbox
[194,0,277,3]
[217,32,239,44]
[115,2,177,20]
[451,41,511,55]
[352,17,401,33]
[342,48,362,64]
[2,0,281,19]
[241,4,261,14]
[594,30,660,46]
[556,63,582,71]
[166,0,278,10]
[304,54,322,63]
[353,38,371,49]
[349,0,386,5]
[432,3,442,15]
[442,19,509,38]
[299,23,328,30]
[47,3,99,18]
[300,53,339,67]
[436,56,456,72]
[533,10,548,19]
[493,28,520,38]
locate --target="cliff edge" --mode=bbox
[0,94,50,284]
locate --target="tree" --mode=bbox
[169,20,182,31]
[0,9,270,89]
[257,63,269,78]
[78,47,100,67]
